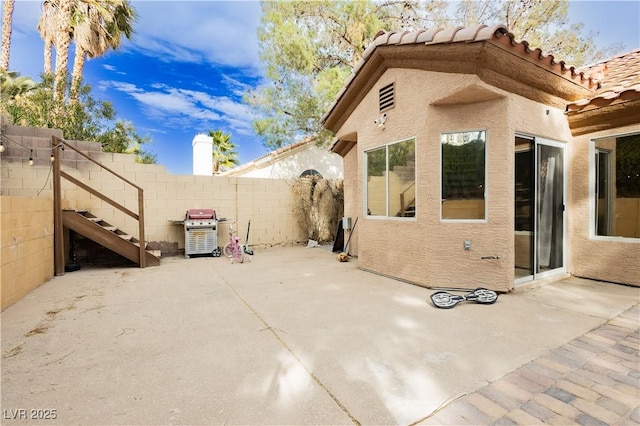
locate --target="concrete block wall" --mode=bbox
[1,196,54,310]
[1,125,306,253]
[1,125,309,309]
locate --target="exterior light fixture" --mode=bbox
[0,140,4,153]
[51,143,64,162]
[374,113,387,129]
[29,149,34,166]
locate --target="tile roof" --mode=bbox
[363,24,597,89]
[221,137,316,176]
[567,49,640,112]
[323,24,601,126]
[323,24,640,127]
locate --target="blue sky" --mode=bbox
[6,0,640,175]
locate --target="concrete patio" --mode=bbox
[1,246,639,425]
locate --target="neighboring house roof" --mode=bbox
[322,23,601,133]
[568,49,640,112]
[221,137,342,178]
[221,138,314,177]
[223,137,315,176]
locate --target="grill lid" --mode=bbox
[186,209,216,220]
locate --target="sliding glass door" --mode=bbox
[514,136,566,283]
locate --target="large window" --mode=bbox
[441,130,486,220]
[594,133,640,238]
[365,138,416,218]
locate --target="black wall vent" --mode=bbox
[379,83,395,111]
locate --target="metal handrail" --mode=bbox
[51,135,146,275]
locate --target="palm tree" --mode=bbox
[0,70,38,100]
[35,0,74,101]
[1,0,15,71]
[70,0,136,100]
[0,70,40,125]
[208,129,239,174]
[52,0,73,101]
[37,0,57,75]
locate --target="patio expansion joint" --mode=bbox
[208,262,362,426]
[408,391,471,425]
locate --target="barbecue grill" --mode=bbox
[184,209,221,258]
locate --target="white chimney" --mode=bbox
[192,133,213,176]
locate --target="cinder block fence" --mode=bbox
[1,125,307,310]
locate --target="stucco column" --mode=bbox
[192,133,213,176]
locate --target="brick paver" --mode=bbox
[420,304,640,425]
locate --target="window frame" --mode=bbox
[440,129,488,223]
[363,137,417,220]
[590,131,640,242]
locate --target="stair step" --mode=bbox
[62,209,160,267]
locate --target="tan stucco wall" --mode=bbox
[569,123,640,285]
[335,69,577,292]
[1,196,54,310]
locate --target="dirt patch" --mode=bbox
[3,344,23,359]
[25,323,49,337]
[46,304,75,319]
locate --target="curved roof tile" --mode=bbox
[477,24,508,40]
[366,24,601,89]
[375,31,393,46]
[452,24,487,42]
[324,24,639,124]
[387,31,409,45]
[399,30,425,44]
[415,27,442,43]
[361,43,376,61]
[568,49,640,112]
[430,26,465,44]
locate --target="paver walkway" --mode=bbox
[420,304,640,425]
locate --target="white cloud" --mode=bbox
[101,63,130,76]
[127,34,204,64]
[9,1,263,74]
[128,1,262,71]
[8,1,46,77]
[101,81,141,93]
[221,74,253,97]
[103,79,255,135]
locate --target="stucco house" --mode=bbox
[321,24,640,292]
[221,138,343,179]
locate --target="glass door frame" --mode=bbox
[515,134,567,285]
